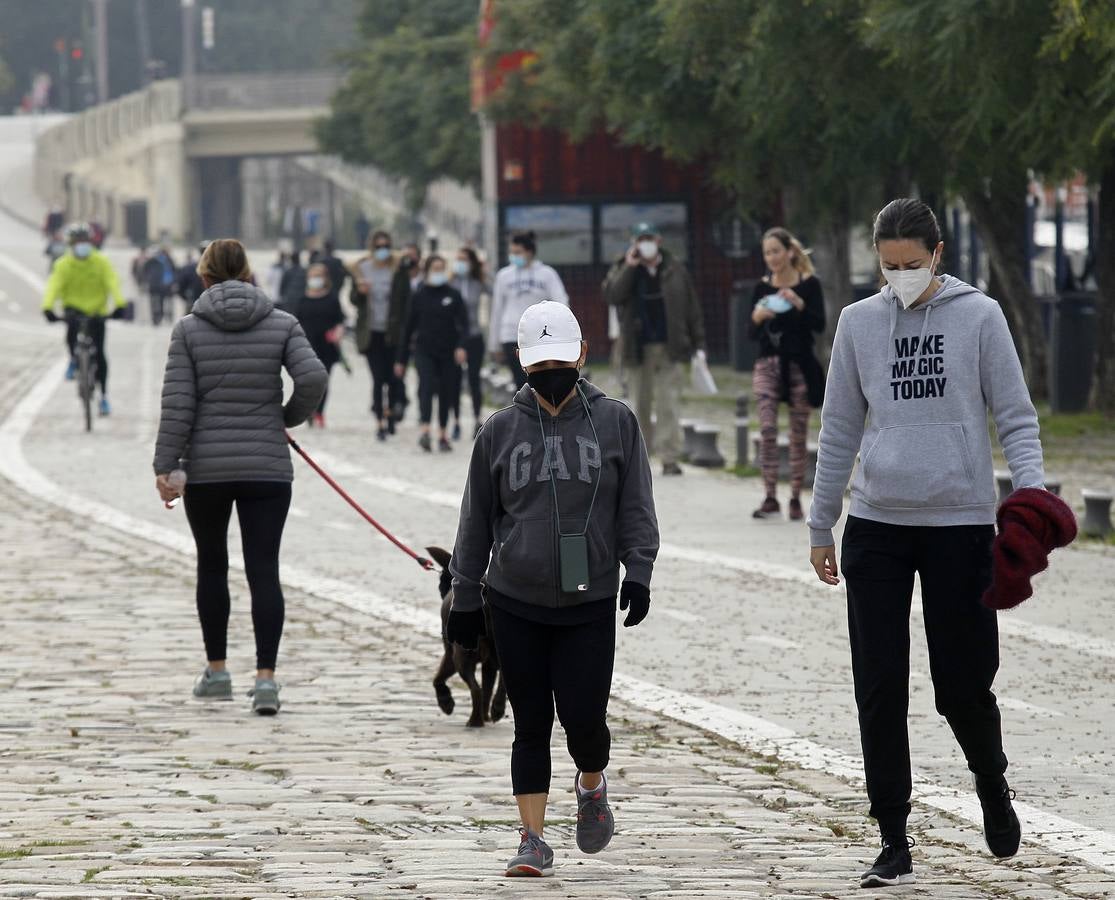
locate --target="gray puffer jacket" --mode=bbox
[153,280,328,483]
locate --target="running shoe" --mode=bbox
[752,497,780,519]
[662,462,683,476]
[65,359,77,381]
[438,437,453,453]
[192,667,232,700]
[452,422,462,441]
[249,678,281,716]
[418,433,432,453]
[505,828,554,877]
[376,427,387,442]
[789,497,804,520]
[860,836,915,888]
[975,775,1021,858]
[575,773,615,854]
[98,397,111,417]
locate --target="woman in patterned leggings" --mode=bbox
[748,228,826,520]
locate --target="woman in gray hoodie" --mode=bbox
[153,239,327,715]
[807,199,1044,888]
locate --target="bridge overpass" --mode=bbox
[33,72,339,243]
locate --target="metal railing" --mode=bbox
[189,72,341,111]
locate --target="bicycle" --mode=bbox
[71,314,99,432]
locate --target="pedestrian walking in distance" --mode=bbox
[395,255,469,453]
[808,199,1044,888]
[488,230,569,390]
[296,262,346,428]
[152,239,327,716]
[603,221,707,476]
[448,300,659,878]
[351,230,411,440]
[449,245,491,440]
[749,227,826,520]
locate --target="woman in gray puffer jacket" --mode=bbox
[153,239,327,715]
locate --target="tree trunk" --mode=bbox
[964,171,1049,401]
[1091,156,1115,414]
[807,208,853,365]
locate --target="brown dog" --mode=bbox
[427,547,506,728]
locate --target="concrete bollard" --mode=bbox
[1081,489,1114,538]
[735,417,749,468]
[689,424,725,468]
[680,419,698,462]
[1044,478,1062,497]
[995,470,1013,505]
[736,394,750,419]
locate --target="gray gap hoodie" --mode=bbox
[807,275,1044,547]
[450,381,659,612]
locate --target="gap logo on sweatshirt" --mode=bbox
[890,333,947,401]
[509,436,601,491]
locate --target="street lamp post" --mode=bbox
[181,0,197,110]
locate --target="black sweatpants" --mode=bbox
[184,481,292,671]
[502,340,527,389]
[489,603,615,795]
[415,351,455,429]
[452,333,485,421]
[842,515,1006,839]
[64,313,108,394]
[364,331,404,422]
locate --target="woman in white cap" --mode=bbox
[448,300,660,877]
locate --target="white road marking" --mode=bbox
[656,608,701,624]
[746,634,802,650]
[997,697,1065,719]
[0,250,48,293]
[134,334,158,446]
[2,355,1115,874]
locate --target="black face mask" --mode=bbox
[527,366,580,408]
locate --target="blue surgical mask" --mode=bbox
[73,242,92,259]
[453,259,470,277]
[510,253,527,269]
[373,247,391,262]
[427,272,449,287]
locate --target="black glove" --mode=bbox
[619,581,650,627]
[110,306,127,320]
[446,608,485,650]
[43,309,59,323]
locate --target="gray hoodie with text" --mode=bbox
[807,275,1044,547]
[450,381,659,612]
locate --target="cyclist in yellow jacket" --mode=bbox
[42,224,127,416]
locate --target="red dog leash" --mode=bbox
[286,432,434,572]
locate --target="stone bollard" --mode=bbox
[995,470,1013,505]
[689,424,725,468]
[680,419,698,462]
[735,418,749,468]
[1081,489,1114,538]
[1044,478,1062,497]
[736,394,750,418]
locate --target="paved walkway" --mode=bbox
[0,477,1109,899]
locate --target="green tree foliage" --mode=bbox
[317,0,480,210]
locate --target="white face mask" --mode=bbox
[73,242,93,259]
[882,252,937,309]
[427,272,448,287]
[453,259,470,277]
[637,240,659,261]
[306,276,327,291]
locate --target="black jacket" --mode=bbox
[297,293,345,368]
[749,275,826,407]
[398,283,468,366]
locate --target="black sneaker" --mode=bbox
[438,437,453,453]
[860,837,914,888]
[976,775,1021,858]
[752,497,781,519]
[662,462,683,476]
[387,415,397,436]
[452,421,462,441]
[418,433,432,453]
[376,427,387,442]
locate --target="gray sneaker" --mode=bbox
[505,828,554,877]
[249,678,281,715]
[192,668,232,700]
[575,773,614,854]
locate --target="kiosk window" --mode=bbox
[601,203,688,262]
[505,205,593,265]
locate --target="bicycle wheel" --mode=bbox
[77,346,93,432]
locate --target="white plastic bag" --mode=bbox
[690,350,718,396]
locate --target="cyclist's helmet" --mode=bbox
[65,222,91,244]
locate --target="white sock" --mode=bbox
[578,772,605,795]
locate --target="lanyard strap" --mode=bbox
[535,383,601,537]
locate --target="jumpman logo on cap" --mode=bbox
[539,325,552,339]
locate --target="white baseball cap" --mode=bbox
[517,301,583,368]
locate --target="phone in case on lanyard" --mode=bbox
[559,533,590,593]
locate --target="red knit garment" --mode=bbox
[982,487,1077,610]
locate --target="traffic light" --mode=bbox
[71,44,84,61]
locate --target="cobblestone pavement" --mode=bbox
[1,475,1112,900]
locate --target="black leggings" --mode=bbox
[65,314,107,394]
[489,603,615,795]
[415,351,455,429]
[842,515,1006,839]
[502,340,527,390]
[365,331,404,422]
[184,481,292,671]
[452,334,485,421]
